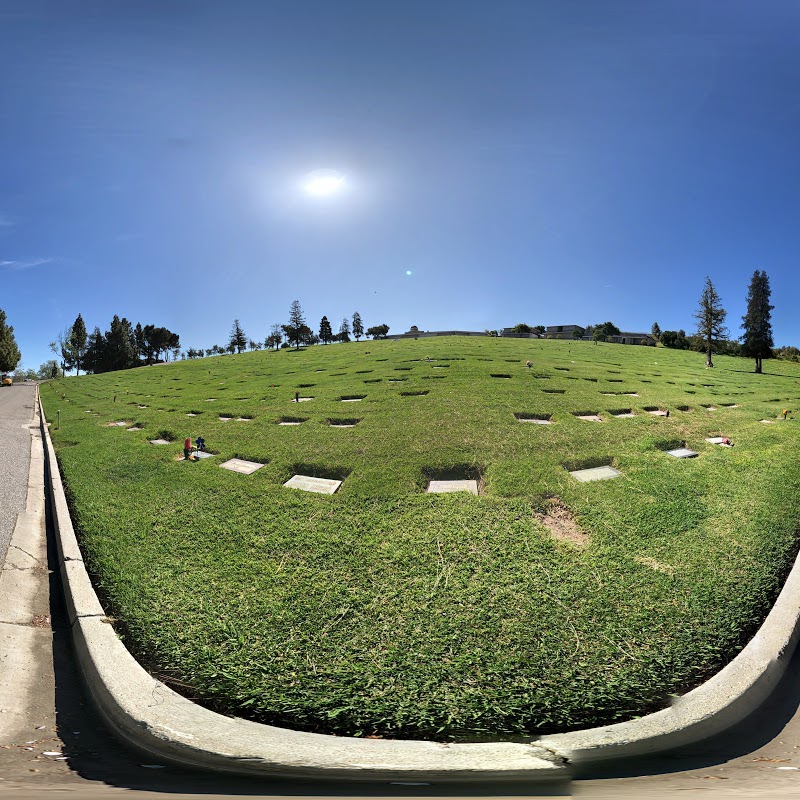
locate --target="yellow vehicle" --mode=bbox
[2,377,12,386]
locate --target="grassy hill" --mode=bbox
[42,337,800,741]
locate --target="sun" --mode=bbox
[302,169,346,197]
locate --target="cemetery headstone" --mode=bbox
[220,458,264,475]
[569,466,621,482]
[667,448,699,458]
[284,475,342,494]
[427,480,479,495]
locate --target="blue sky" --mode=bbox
[3,0,800,369]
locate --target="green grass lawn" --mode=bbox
[42,338,800,741]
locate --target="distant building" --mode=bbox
[607,332,657,346]
[499,328,541,338]
[544,325,585,339]
[386,325,485,340]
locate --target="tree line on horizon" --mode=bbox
[1,270,785,381]
[50,314,180,376]
[183,302,390,359]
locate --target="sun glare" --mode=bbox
[302,169,346,197]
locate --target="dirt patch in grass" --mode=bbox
[634,555,676,575]
[535,498,588,547]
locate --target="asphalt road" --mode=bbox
[0,383,35,563]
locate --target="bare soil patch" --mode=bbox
[535,498,588,546]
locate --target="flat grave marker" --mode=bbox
[612,411,636,418]
[427,479,478,495]
[575,414,603,422]
[218,416,232,422]
[148,439,170,445]
[667,448,699,458]
[294,397,313,402]
[220,458,264,475]
[569,466,621,482]
[284,475,341,494]
[193,451,214,459]
[126,426,143,431]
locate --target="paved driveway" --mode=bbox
[0,383,36,563]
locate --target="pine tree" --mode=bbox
[741,270,774,374]
[283,300,307,350]
[134,322,145,359]
[352,311,364,341]
[68,314,88,375]
[0,308,21,374]
[319,316,333,344]
[338,317,351,343]
[651,322,661,341]
[693,277,728,368]
[83,327,104,374]
[104,315,137,372]
[229,319,247,353]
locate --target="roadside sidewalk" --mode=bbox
[0,388,51,744]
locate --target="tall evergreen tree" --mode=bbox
[651,322,661,341]
[319,316,333,344]
[134,322,145,359]
[338,317,351,343]
[229,319,247,353]
[283,300,307,350]
[741,270,774,374]
[693,277,728,368]
[104,315,138,372]
[0,308,21,374]
[68,314,88,376]
[352,311,364,341]
[83,326,105,373]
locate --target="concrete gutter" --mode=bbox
[39,396,800,780]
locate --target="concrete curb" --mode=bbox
[39,397,800,780]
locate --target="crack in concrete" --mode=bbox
[0,619,53,630]
[8,544,42,564]
[1,563,37,572]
